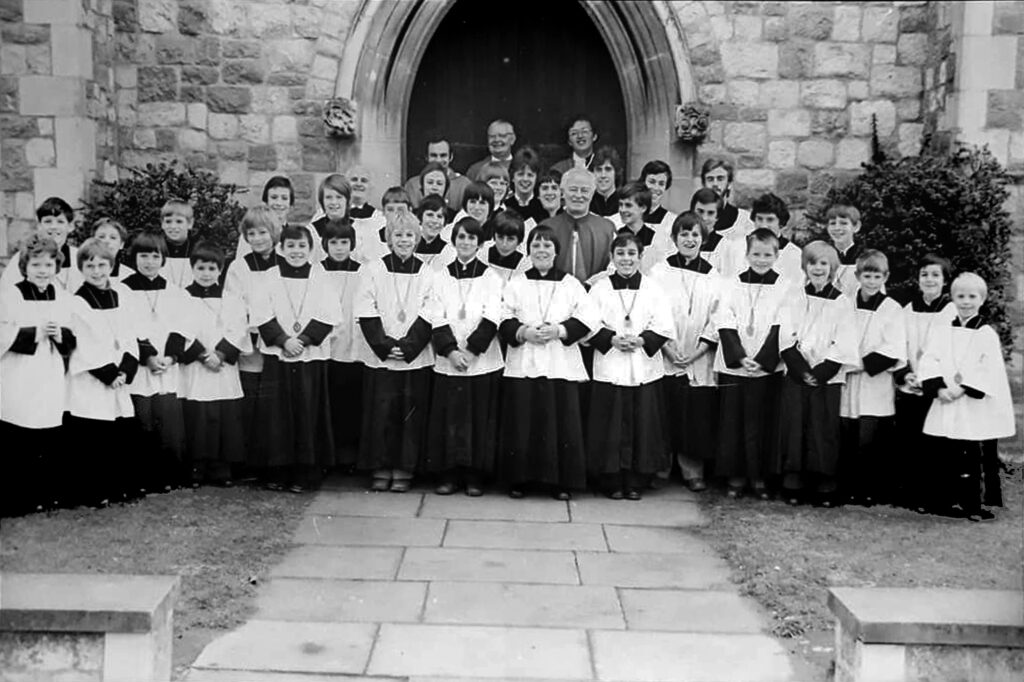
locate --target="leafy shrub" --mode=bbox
[77,161,247,256]
[807,145,1015,354]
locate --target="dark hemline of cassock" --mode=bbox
[778,379,841,479]
[894,390,932,505]
[183,399,245,467]
[256,356,335,471]
[586,380,669,476]
[662,377,718,469]
[328,361,364,462]
[358,366,432,472]
[240,368,273,470]
[498,377,587,490]
[422,370,501,474]
[715,373,782,481]
[839,415,893,498]
[0,421,61,516]
[62,414,144,507]
[131,393,187,489]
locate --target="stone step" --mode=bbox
[293,516,446,547]
[423,581,624,629]
[420,494,571,523]
[399,547,580,585]
[443,520,607,551]
[575,551,732,589]
[306,491,425,518]
[270,546,404,581]
[256,578,427,623]
[568,498,705,527]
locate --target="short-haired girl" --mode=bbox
[478,210,530,286]
[455,182,496,238]
[93,218,135,282]
[498,225,597,499]
[311,173,351,249]
[423,217,504,496]
[586,232,673,499]
[0,235,76,515]
[355,212,436,492]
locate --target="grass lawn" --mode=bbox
[0,485,311,679]
[695,454,1024,680]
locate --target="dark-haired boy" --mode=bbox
[1,197,82,293]
[826,204,863,297]
[639,160,677,246]
[750,193,802,287]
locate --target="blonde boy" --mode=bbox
[159,199,195,288]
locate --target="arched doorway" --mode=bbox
[405,0,627,179]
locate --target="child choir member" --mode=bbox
[498,225,597,500]
[650,212,721,492]
[251,224,338,492]
[355,212,436,493]
[826,204,864,297]
[611,182,669,274]
[507,148,547,225]
[0,235,76,515]
[93,219,134,282]
[424,217,505,496]
[586,232,673,499]
[453,183,496,237]
[414,195,457,271]
[535,171,564,224]
[919,273,1015,520]
[320,218,366,466]
[714,228,789,499]
[65,238,139,507]
[356,187,415,265]
[839,250,907,506]
[478,210,531,286]
[1,197,82,293]
[750,193,803,287]
[479,162,511,214]
[777,241,857,506]
[310,173,351,239]
[690,189,742,278]
[179,243,249,486]
[589,146,623,218]
[160,199,196,288]
[638,160,677,244]
[122,232,192,491]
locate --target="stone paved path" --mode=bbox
[185,479,797,682]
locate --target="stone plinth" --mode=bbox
[0,573,180,682]
[828,587,1024,682]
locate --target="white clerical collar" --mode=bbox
[573,153,594,168]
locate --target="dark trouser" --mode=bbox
[716,373,781,489]
[839,415,893,502]
[894,391,931,508]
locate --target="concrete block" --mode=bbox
[569,498,705,527]
[592,631,795,681]
[813,43,870,78]
[50,26,92,78]
[801,79,847,109]
[306,490,423,518]
[858,643,906,682]
[291,516,446,547]
[862,6,899,42]
[419,495,569,522]
[18,76,83,116]
[399,547,579,584]
[424,581,624,629]
[721,42,779,80]
[367,624,591,679]
[187,672,380,682]
[621,590,765,633]
[191,620,375,674]
[759,80,800,108]
[104,631,162,682]
[24,138,54,166]
[577,551,731,589]
[603,526,719,555]
[443,519,606,551]
[768,108,811,137]
[832,6,861,41]
[138,0,178,33]
[767,140,797,169]
[256,578,425,623]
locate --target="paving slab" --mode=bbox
[569,498,705,527]
[420,495,570,522]
[602,525,718,554]
[424,582,624,629]
[619,589,765,632]
[443,520,607,551]
[256,578,426,623]
[270,545,403,580]
[591,631,795,682]
[367,624,592,679]
[191,620,376,674]
[293,516,446,547]
[399,547,580,585]
[576,551,733,589]
[306,491,424,518]
[187,672,398,682]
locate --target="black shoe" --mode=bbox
[465,485,483,497]
[605,489,624,500]
[509,488,525,499]
[553,490,571,501]
[966,508,996,522]
[625,488,642,501]
[435,482,457,495]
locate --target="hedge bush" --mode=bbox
[78,161,247,257]
[808,145,1015,355]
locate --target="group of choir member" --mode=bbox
[0,155,1015,523]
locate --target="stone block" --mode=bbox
[621,590,765,633]
[767,140,796,169]
[19,76,84,116]
[2,24,48,45]
[727,80,760,108]
[182,65,219,85]
[222,39,261,60]
[571,498,704,527]
[0,114,36,137]
[1011,132,1024,165]
[603,526,718,554]
[399,547,578,584]
[36,117,51,136]
[50,26,91,78]
[862,6,898,43]
[733,15,762,41]
[811,109,848,136]
[137,102,185,127]
[788,5,833,40]
[593,631,795,682]
[798,139,835,168]
[256,578,425,623]
[367,624,591,679]
[870,65,922,98]
[248,3,290,38]
[813,43,870,78]
[848,80,869,100]
[310,54,340,83]
[734,168,776,191]
[271,546,402,581]
[768,108,811,136]
[420,495,568,522]
[237,114,269,143]
[577,551,730,589]
[424,581,624,629]
[0,75,17,113]
[137,66,177,103]
[1,140,31,191]
[762,16,785,42]
[192,620,375,674]
[896,98,920,122]
[208,0,244,35]
[444,519,606,551]
[988,90,1024,129]
[267,39,314,73]
[217,141,247,161]
[801,79,847,109]
[0,0,21,22]
[699,83,726,105]
[293,100,322,117]
[301,137,335,172]
[178,128,207,152]
[113,0,138,31]
[115,66,137,89]
[270,115,298,143]
[721,42,778,80]
[180,85,205,103]
[292,516,445,547]
[292,5,323,39]
[138,0,177,33]
[759,80,800,108]
[709,15,732,42]
[24,137,54,166]
[155,128,176,151]
[24,44,49,75]
[196,37,221,66]
[1,44,28,75]
[832,6,861,41]
[900,4,932,33]
[318,37,345,59]
[962,35,1018,90]
[897,33,928,66]
[207,86,250,114]
[132,128,157,149]
[778,42,813,79]
[306,490,422,517]
[994,1,1024,34]
[178,1,207,36]
[776,168,809,198]
[222,60,265,85]
[873,44,896,65]
[898,123,924,157]
[850,100,896,136]
[155,36,194,65]
[250,86,290,114]
[723,122,766,154]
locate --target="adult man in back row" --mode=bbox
[403,135,471,211]
[466,119,516,182]
[542,168,615,285]
[550,115,598,175]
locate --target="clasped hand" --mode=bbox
[740,357,762,374]
[145,355,176,374]
[612,334,642,353]
[448,348,471,372]
[283,337,305,358]
[522,323,562,344]
[937,385,965,403]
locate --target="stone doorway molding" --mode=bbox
[324,0,711,195]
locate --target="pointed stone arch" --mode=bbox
[320,0,716,197]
